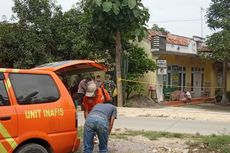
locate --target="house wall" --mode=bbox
[166,41,197,54]
[135,40,158,97]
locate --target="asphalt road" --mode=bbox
[77,110,230,135]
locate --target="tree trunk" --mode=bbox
[221,61,229,103]
[115,30,123,107]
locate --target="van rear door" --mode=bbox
[32,60,106,73]
[0,73,18,153]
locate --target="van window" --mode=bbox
[0,80,10,106]
[10,74,59,105]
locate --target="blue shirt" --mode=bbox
[89,103,117,120]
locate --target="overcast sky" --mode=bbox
[0,0,215,38]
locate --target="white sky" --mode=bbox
[0,0,215,38]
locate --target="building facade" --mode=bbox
[139,31,229,102]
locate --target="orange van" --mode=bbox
[0,60,106,153]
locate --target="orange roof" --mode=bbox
[166,34,191,46]
[148,30,191,46]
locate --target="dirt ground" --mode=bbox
[77,130,211,153]
[76,101,230,153]
[78,136,192,153]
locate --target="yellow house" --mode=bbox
[138,31,229,102]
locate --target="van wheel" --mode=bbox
[15,143,49,153]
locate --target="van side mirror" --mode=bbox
[0,73,4,80]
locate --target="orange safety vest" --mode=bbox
[83,88,105,112]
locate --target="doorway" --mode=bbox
[191,67,204,97]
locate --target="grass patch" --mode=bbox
[201,135,230,153]
[112,130,192,140]
[110,133,129,140]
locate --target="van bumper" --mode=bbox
[72,137,80,152]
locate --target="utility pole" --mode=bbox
[200,7,204,38]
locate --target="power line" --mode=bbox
[148,19,203,23]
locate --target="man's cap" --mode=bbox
[85,80,97,97]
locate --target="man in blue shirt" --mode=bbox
[83,103,117,153]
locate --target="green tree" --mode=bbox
[0,0,63,68]
[206,0,230,103]
[151,24,168,33]
[0,22,51,68]
[51,8,95,60]
[83,0,150,106]
[0,0,94,68]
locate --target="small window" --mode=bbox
[0,80,10,106]
[10,74,59,105]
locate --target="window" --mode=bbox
[201,69,204,91]
[167,65,186,89]
[179,72,182,90]
[191,72,194,91]
[167,66,172,87]
[167,73,171,87]
[159,36,166,51]
[183,73,186,89]
[0,80,10,106]
[151,36,166,51]
[151,36,160,49]
[191,67,204,92]
[178,66,186,90]
[10,74,59,105]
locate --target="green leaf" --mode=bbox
[133,9,139,18]
[121,0,128,7]
[134,29,141,36]
[113,4,120,15]
[102,1,113,12]
[128,0,136,9]
[95,0,102,6]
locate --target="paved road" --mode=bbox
[77,110,230,135]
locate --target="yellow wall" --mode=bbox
[136,40,157,96]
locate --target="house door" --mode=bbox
[193,71,202,97]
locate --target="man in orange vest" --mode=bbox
[83,80,109,119]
